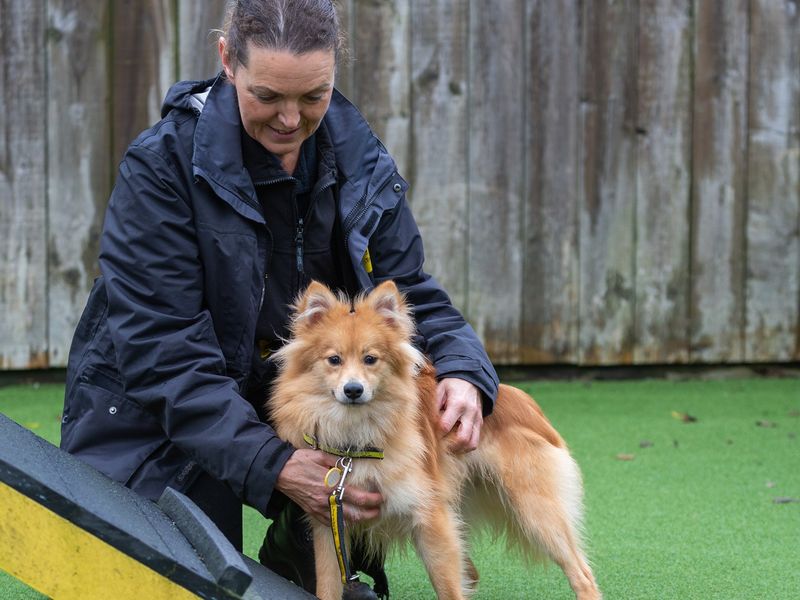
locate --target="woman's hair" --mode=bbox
[221,0,346,70]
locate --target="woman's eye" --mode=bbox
[328,355,341,366]
[363,355,377,365]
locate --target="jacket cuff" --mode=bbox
[433,358,499,417]
[242,435,296,515]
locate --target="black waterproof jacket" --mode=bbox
[61,75,499,515]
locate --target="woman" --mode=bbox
[61,0,498,596]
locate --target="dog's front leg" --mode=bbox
[312,522,343,600]
[412,504,468,600]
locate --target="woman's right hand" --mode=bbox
[275,449,383,526]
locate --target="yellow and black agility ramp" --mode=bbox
[0,413,314,599]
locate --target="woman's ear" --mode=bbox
[218,37,235,81]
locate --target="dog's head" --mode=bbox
[273,280,425,408]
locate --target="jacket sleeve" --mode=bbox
[100,144,294,512]
[368,191,499,414]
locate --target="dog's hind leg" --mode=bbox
[500,446,601,600]
[411,504,471,599]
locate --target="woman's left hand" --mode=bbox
[436,378,483,453]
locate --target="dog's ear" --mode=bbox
[366,281,415,335]
[293,281,338,328]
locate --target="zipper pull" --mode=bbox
[295,218,304,274]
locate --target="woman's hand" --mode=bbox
[275,449,383,525]
[436,378,483,453]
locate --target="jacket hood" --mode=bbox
[160,76,218,118]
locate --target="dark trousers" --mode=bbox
[184,471,243,552]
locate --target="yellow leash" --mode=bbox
[307,433,385,586]
[326,456,356,584]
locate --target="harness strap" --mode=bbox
[303,433,384,460]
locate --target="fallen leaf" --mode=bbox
[24,422,40,430]
[615,453,635,461]
[766,481,777,489]
[788,410,800,418]
[756,420,777,428]
[773,497,800,505]
[672,411,698,423]
[639,440,654,448]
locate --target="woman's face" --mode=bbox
[220,39,335,172]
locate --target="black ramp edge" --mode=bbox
[241,556,317,600]
[159,487,253,596]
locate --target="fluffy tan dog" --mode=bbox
[269,281,600,600]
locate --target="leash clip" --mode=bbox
[333,456,352,500]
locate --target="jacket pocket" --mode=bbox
[61,365,163,485]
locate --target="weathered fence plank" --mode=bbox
[690,0,749,362]
[112,0,177,167]
[408,0,469,311]
[578,0,639,365]
[0,0,48,369]
[634,0,692,363]
[334,0,355,100]
[520,0,580,364]
[745,0,800,362]
[45,0,111,368]
[177,0,227,81]
[467,0,526,364]
[349,0,410,175]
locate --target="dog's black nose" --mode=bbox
[343,381,364,401]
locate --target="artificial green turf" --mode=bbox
[1,378,798,599]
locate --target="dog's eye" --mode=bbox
[327,355,341,366]
[363,355,377,365]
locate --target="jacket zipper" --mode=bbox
[253,179,285,312]
[294,218,305,275]
[294,179,336,280]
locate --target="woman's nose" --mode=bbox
[278,103,300,129]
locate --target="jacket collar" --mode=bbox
[185,77,398,225]
[322,90,400,219]
[192,75,264,223]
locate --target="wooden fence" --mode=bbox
[1,0,798,369]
